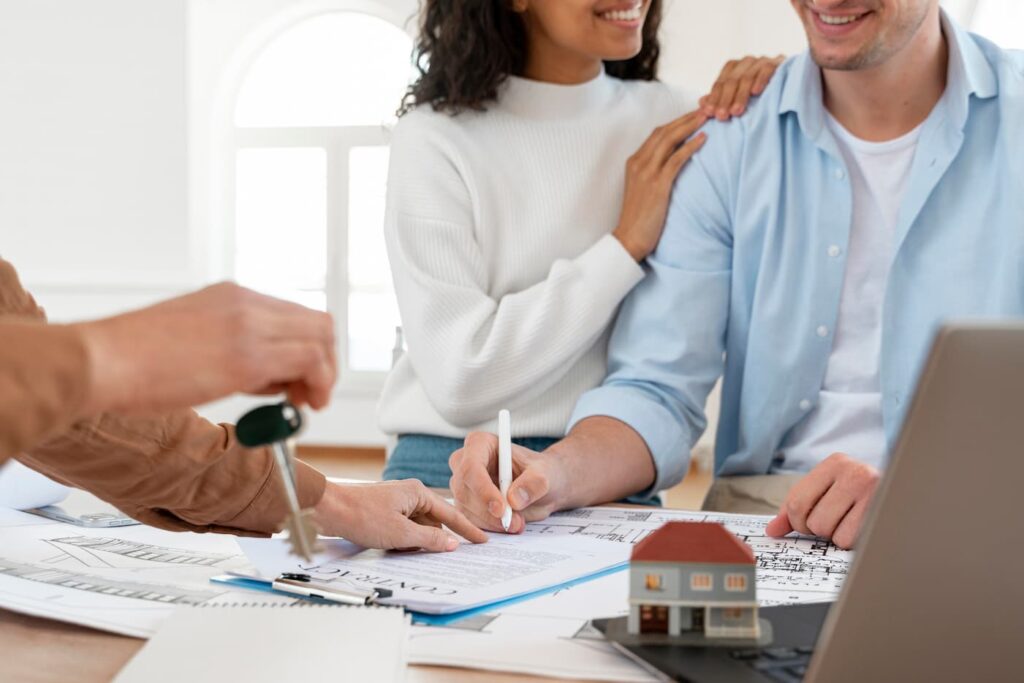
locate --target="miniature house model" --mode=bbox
[627,521,759,640]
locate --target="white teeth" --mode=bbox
[819,13,862,25]
[600,5,642,22]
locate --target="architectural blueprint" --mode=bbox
[0,508,290,637]
[525,507,852,606]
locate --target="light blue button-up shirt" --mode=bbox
[569,13,1024,494]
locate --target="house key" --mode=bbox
[237,401,323,562]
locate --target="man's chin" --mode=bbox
[808,45,877,72]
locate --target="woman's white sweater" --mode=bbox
[378,71,693,438]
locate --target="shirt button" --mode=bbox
[816,325,830,338]
[799,399,812,411]
[835,168,846,180]
[828,245,842,258]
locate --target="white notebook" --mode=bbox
[115,603,409,683]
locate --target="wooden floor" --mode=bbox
[297,444,714,510]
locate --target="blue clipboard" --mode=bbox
[211,562,627,626]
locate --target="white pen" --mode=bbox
[498,409,513,532]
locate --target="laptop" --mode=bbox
[595,323,1024,682]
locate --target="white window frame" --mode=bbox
[214,0,416,397]
[725,573,748,592]
[690,572,713,591]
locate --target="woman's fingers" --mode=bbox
[702,58,737,116]
[662,133,708,180]
[753,55,786,95]
[713,56,757,119]
[649,111,708,168]
[703,55,786,118]
[728,73,758,117]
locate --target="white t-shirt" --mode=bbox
[776,114,923,473]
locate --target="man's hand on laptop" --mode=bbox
[765,453,880,549]
[448,432,568,534]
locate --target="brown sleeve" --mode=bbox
[0,257,327,536]
[18,410,327,537]
[0,320,92,463]
[0,257,93,462]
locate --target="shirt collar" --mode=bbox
[778,8,998,142]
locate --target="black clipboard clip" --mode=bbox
[271,573,394,606]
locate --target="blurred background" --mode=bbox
[0,0,1020,450]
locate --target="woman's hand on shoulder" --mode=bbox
[613,111,709,262]
[700,55,786,121]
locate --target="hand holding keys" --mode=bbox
[237,401,323,562]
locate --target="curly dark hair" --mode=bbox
[398,0,662,116]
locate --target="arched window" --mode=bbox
[229,10,413,382]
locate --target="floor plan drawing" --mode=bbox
[523,507,852,606]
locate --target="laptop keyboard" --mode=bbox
[730,646,814,682]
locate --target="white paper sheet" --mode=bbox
[407,571,657,682]
[0,508,292,637]
[238,531,630,614]
[0,460,70,509]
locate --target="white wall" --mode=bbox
[0,0,191,316]
[660,0,808,94]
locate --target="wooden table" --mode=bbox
[0,447,713,682]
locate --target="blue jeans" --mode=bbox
[383,434,558,488]
[383,434,660,507]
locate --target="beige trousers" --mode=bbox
[701,474,804,515]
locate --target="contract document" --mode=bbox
[238,531,630,615]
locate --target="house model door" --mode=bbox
[640,605,669,633]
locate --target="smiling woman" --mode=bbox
[399,0,662,115]
[378,0,785,496]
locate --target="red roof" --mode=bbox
[631,522,755,565]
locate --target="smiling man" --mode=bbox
[449,0,1024,549]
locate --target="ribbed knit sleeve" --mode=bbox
[384,114,645,428]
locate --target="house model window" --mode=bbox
[725,573,748,591]
[645,574,663,591]
[691,573,713,591]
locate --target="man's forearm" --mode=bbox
[546,416,657,509]
[19,409,326,535]
[0,320,92,463]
